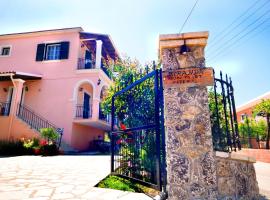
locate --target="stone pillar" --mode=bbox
[159,32,218,199]
[95,40,103,69]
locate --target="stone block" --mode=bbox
[216,151,230,158]
[216,158,231,177]
[190,182,206,198]
[159,31,209,41]
[200,152,217,186]
[217,177,236,196]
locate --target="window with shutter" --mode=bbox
[60,41,70,59]
[36,43,45,61]
[35,41,69,61]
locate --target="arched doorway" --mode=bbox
[74,80,95,119]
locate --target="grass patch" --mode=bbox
[96,175,159,197]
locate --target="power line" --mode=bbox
[208,24,270,65]
[207,18,270,63]
[209,0,264,45]
[208,8,270,61]
[207,25,270,64]
[179,0,200,33]
[207,0,270,52]
[207,9,270,61]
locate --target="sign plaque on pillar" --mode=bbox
[163,67,214,88]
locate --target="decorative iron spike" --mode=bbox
[146,65,149,74]
[220,71,223,80]
[153,61,156,70]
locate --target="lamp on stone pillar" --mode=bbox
[180,40,191,55]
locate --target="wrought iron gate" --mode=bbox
[110,69,166,191]
[210,71,241,152]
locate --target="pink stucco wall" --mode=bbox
[0,28,112,150]
[71,123,104,150]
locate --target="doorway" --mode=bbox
[83,92,91,119]
[85,50,92,69]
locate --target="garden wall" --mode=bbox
[233,148,270,163]
[216,152,259,199]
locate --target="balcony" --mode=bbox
[75,104,92,119]
[0,102,11,116]
[77,58,95,70]
[77,58,111,79]
[99,109,111,124]
[73,104,110,131]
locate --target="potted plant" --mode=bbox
[39,128,59,156]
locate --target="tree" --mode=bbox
[238,118,267,148]
[239,118,267,138]
[208,88,229,151]
[101,58,159,126]
[253,99,270,149]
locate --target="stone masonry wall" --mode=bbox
[216,153,259,200]
[160,32,218,199]
[160,32,259,200]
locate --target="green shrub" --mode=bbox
[40,128,59,142]
[23,138,40,149]
[40,144,58,156]
[0,140,32,156]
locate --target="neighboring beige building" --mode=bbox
[236,91,270,122]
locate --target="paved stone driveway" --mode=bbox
[255,162,270,199]
[0,156,152,200]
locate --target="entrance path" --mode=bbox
[0,156,152,200]
[255,161,270,199]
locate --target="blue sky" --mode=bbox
[0,0,269,106]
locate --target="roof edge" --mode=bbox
[0,27,83,39]
[237,91,270,111]
[80,31,120,59]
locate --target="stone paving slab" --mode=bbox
[0,156,152,200]
[255,162,270,199]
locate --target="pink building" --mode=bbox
[0,27,119,151]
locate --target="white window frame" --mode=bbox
[241,114,246,122]
[0,45,12,57]
[45,43,61,60]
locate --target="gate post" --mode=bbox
[159,32,218,199]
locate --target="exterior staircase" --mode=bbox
[16,104,63,148]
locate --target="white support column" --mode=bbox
[95,40,103,69]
